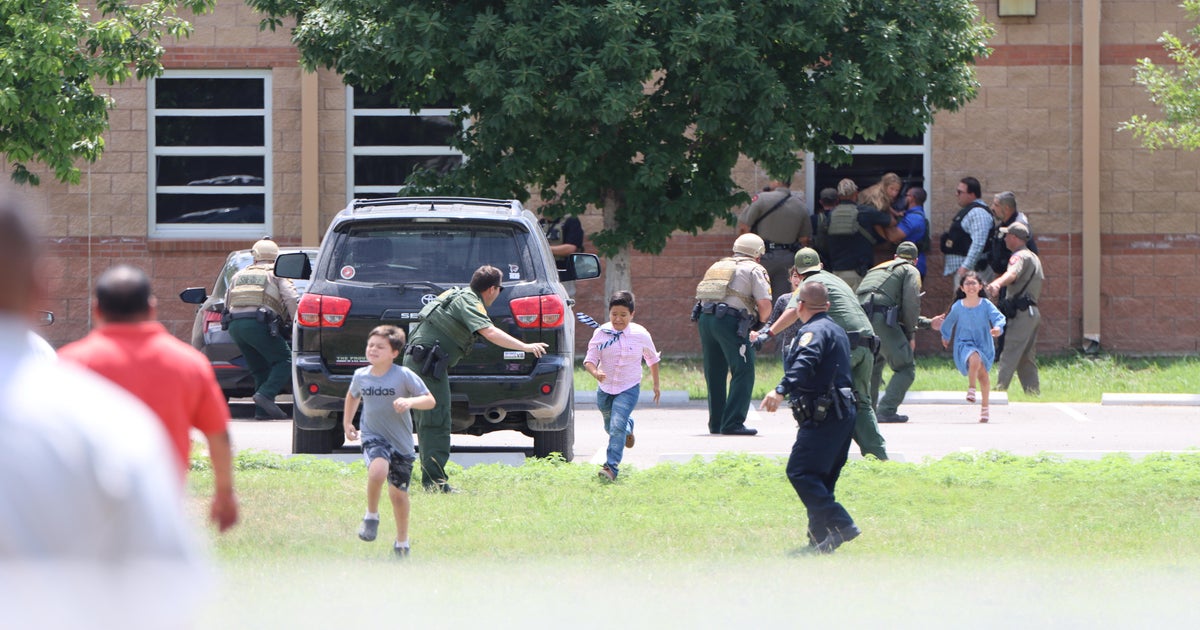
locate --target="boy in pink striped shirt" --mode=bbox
[583,291,661,481]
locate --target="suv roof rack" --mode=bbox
[350,197,523,215]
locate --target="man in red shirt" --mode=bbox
[59,265,239,532]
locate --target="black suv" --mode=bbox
[274,197,600,458]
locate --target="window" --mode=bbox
[805,129,930,211]
[346,86,464,201]
[148,71,271,238]
[330,223,532,285]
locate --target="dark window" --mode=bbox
[155,156,265,187]
[331,224,531,284]
[155,78,266,109]
[353,155,463,187]
[155,194,265,224]
[354,116,458,147]
[155,116,265,147]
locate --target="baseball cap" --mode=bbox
[819,188,838,204]
[999,222,1030,240]
[896,241,919,261]
[794,247,823,274]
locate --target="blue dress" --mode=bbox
[940,299,1006,375]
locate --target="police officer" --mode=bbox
[738,181,810,300]
[985,222,1044,395]
[540,214,585,298]
[224,238,299,420]
[693,234,773,435]
[760,280,860,555]
[752,248,889,460]
[857,241,925,423]
[403,265,548,492]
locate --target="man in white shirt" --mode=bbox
[0,189,207,629]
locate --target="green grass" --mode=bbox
[193,450,1200,563]
[575,354,1200,403]
[190,447,1200,625]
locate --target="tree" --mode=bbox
[1122,0,1200,150]
[249,0,991,296]
[0,0,214,185]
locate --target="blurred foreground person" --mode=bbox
[0,190,207,629]
[60,264,239,532]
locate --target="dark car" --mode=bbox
[179,247,317,400]
[273,197,600,457]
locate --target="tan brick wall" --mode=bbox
[23,1,1200,358]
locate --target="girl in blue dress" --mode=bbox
[932,272,1006,422]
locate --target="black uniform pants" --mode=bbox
[785,412,856,541]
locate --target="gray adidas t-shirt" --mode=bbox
[348,364,429,457]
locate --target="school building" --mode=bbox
[26,1,1200,356]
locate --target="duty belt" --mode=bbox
[764,240,799,252]
[847,330,880,353]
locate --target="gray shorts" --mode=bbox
[361,437,415,491]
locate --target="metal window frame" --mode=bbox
[804,129,932,210]
[147,69,273,239]
[344,86,465,202]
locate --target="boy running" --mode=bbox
[344,325,435,557]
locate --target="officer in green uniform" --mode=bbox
[753,248,888,460]
[856,241,925,423]
[402,265,548,492]
[224,238,299,419]
[693,234,774,435]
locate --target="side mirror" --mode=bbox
[560,253,601,282]
[179,287,208,305]
[35,310,54,327]
[275,252,312,280]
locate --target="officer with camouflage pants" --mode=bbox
[856,242,925,423]
[754,248,889,460]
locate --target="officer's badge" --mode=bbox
[799,332,814,346]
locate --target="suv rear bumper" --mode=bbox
[291,352,572,431]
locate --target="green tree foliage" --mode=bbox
[0,0,214,185]
[250,0,990,257]
[1122,0,1200,150]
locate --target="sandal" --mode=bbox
[966,387,977,403]
[979,406,989,423]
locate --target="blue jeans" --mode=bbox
[596,384,639,477]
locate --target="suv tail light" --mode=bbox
[203,309,223,334]
[296,293,351,328]
[509,295,565,329]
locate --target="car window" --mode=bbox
[331,224,535,284]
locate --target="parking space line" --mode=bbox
[1053,403,1091,423]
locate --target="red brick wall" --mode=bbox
[572,231,1200,357]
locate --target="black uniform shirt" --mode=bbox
[778,311,854,402]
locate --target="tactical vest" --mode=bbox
[826,203,873,241]
[227,263,286,315]
[858,259,912,307]
[695,256,755,306]
[415,287,480,353]
[543,218,564,251]
[940,201,987,256]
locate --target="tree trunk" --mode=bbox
[601,191,631,300]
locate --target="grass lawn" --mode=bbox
[190,451,1200,626]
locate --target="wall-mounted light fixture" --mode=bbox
[998,0,1037,17]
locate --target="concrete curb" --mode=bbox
[574,390,1199,407]
[572,390,1008,406]
[1101,393,1200,406]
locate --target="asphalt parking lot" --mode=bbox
[226,392,1200,467]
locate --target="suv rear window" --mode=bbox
[330,222,537,284]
